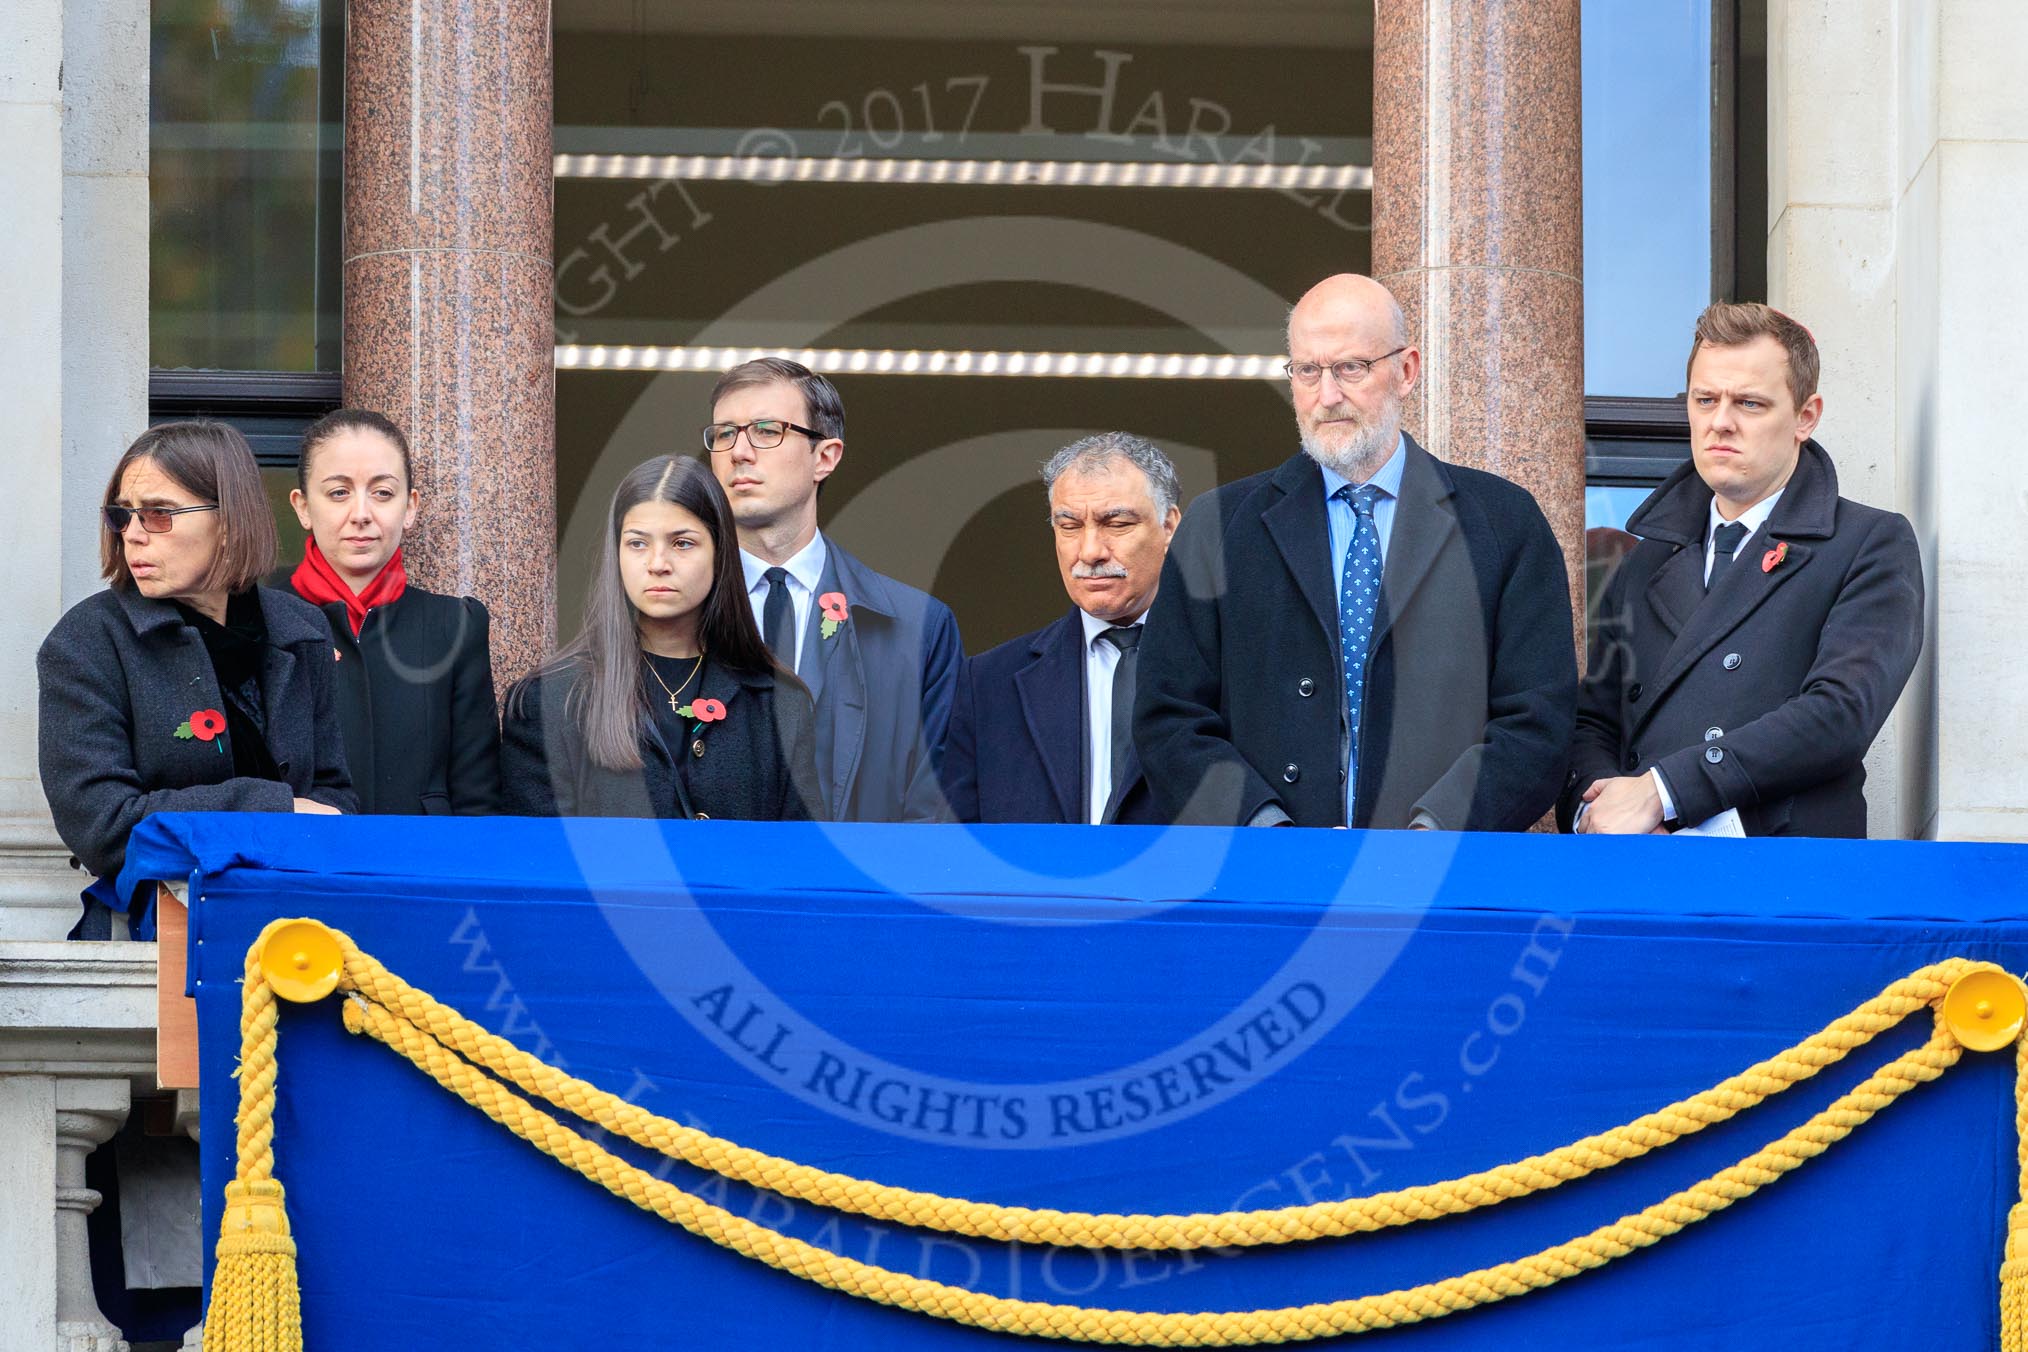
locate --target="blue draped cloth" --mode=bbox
[122,814,2028,1348]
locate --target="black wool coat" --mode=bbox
[1136,439,1577,831]
[37,584,357,880]
[300,586,500,815]
[498,656,825,821]
[1560,441,1924,837]
[942,607,1164,825]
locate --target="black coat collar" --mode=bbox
[1627,438,1842,547]
[113,582,330,646]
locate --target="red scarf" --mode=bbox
[291,536,408,637]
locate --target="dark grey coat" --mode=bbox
[789,539,961,823]
[498,657,824,821]
[1560,441,1924,837]
[37,584,356,880]
[1136,438,1577,831]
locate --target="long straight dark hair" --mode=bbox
[542,455,780,771]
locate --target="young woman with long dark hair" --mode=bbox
[500,455,822,820]
[38,421,355,934]
[288,409,500,814]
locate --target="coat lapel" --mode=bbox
[1643,544,1708,639]
[1261,455,1339,645]
[1636,536,1816,731]
[1014,611,1086,823]
[1370,436,1459,649]
[813,543,877,818]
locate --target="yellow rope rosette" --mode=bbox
[205,919,2028,1350]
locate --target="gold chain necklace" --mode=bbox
[641,650,704,711]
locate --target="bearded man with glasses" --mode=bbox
[1136,273,1576,831]
[703,357,962,823]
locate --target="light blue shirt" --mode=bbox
[1318,433,1407,583]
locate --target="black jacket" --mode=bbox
[498,656,824,821]
[942,607,1163,825]
[1561,441,1924,837]
[1136,439,1576,830]
[37,585,356,879]
[301,586,500,815]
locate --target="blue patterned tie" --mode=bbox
[1337,484,1384,821]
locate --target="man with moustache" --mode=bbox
[1562,303,1923,837]
[705,357,961,822]
[1136,274,1576,830]
[943,433,1180,825]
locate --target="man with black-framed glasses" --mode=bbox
[704,357,962,823]
[1136,273,1576,831]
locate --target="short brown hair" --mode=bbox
[1685,302,1820,409]
[707,357,845,443]
[102,420,277,594]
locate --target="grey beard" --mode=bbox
[1299,413,1398,482]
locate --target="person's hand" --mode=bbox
[1576,775,1664,835]
[291,797,341,816]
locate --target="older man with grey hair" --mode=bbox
[941,432,1180,824]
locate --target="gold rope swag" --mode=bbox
[204,919,2028,1349]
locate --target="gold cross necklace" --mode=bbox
[642,650,704,711]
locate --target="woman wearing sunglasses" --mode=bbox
[500,455,822,821]
[37,421,355,934]
[288,409,499,815]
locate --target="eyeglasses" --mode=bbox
[103,503,219,534]
[701,419,823,455]
[1282,348,1408,388]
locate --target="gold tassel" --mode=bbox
[206,1178,304,1352]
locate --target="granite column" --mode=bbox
[1373,0,1587,649]
[342,0,556,687]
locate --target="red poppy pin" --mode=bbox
[1761,540,1789,573]
[677,697,728,723]
[175,708,227,753]
[819,591,850,639]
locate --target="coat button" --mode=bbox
[1297,677,1315,697]
[1628,682,1643,702]
[1282,764,1300,783]
[691,739,706,758]
[1723,653,1742,671]
[1623,753,1638,772]
[1705,746,1725,764]
[1704,727,1723,741]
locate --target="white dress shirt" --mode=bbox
[740,532,828,673]
[1081,609,1145,826]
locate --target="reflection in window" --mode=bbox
[151,0,340,372]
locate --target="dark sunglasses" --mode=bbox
[103,503,219,534]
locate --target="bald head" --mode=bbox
[1286,274,1409,354]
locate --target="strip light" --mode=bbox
[554,153,1370,194]
[554,346,1287,380]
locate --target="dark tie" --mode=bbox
[1336,484,1383,817]
[1099,626,1141,815]
[762,567,796,665]
[1707,522,1749,592]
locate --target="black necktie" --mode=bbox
[1707,522,1749,592]
[762,567,795,665]
[1099,626,1141,814]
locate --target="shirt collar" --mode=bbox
[740,531,828,595]
[1080,608,1147,648]
[1316,431,1408,503]
[1707,488,1784,545]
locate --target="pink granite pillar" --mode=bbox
[342,0,556,687]
[1373,0,1586,651]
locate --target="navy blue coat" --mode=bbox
[1561,441,1923,837]
[789,538,961,823]
[1136,439,1576,830]
[943,607,1162,825]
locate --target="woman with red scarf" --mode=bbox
[290,409,500,814]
